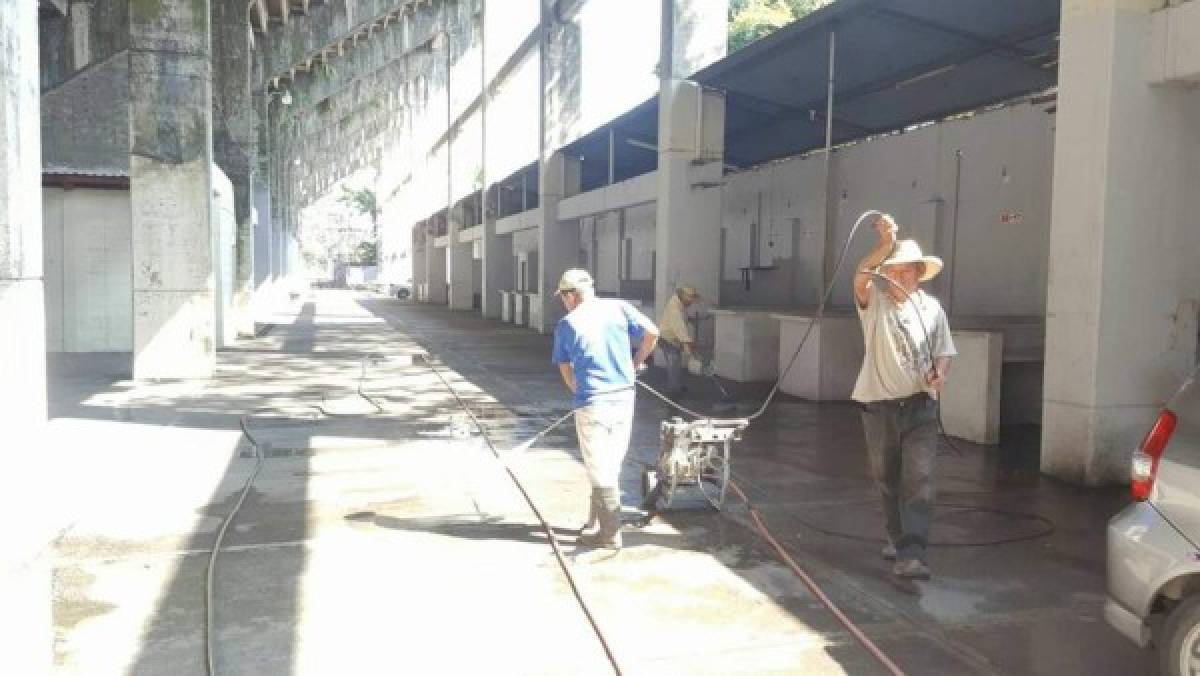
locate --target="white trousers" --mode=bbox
[574,396,635,490]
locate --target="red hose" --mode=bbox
[728,480,905,676]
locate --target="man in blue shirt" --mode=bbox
[552,269,659,549]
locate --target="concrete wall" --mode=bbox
[716,101,1055,317]
[1042,0,1200,484]
[42,187,133,353]
[623,202,656,282]
[720,154,826,308]
[511,226,538,291]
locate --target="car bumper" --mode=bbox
[1104,598,1151,647]
[1106,500,1195,647]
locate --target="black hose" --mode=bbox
[790,501,1056,548]
[423,357,625,676]
[206,414,267,676]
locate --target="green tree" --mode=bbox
[354,240,378,266]
[728,0,833,53]
[338,185,380,240]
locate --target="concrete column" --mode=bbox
[447,204,473,310]
[482,190,513,319]
[427,241,448,304]
[212,0,256,338]
[653,0,727,320]
[478,2,512,319]
[0,4,52,673]
[129,0,215,379]
[535,152,581,333]
[252,173,271,285]
[654,81,725,320]
[1042,0,1200,484]
[69,0,92,71]
[412,226,428,300]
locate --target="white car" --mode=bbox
[1106,366,1200,676]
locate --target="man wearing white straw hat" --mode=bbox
[851,214,957,581]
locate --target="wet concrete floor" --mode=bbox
[48,290,1155,675]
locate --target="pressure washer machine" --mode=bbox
[641,416,749,515]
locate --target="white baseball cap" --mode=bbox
[556,268,594,294]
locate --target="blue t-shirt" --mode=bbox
[552,298,656,406]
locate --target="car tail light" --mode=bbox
[1131,410,1178,501]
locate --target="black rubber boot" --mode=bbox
[579,488,622,549]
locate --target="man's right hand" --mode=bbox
[874,213,898,244]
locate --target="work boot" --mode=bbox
[575,489,600,536]
[881,542,897,560]
[892,558,931,580]
[578,488,622,549]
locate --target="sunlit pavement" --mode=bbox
[48,289,1155,675]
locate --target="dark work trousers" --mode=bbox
[660,341,686,394]
[860,393,939,563]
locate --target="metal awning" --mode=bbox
[696,0,1060,168]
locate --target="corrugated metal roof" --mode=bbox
[695,0,1060,167]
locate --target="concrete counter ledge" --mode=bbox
[710,307,784,382]
[771,312,864,401]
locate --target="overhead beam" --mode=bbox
[263,0,429,83]
[270,10,439,114]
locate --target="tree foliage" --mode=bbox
[354,240,378,266]
[338,185,380,239]
[728,0,833,53]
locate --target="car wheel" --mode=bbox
[1161,593,1200,676]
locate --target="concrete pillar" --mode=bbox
[252,173,271,286]
[653,0,727,320]
[1042,0,1200,484]
[0,4,52,673]
[654,81,725,320]
[129,0,215,379]
[412,227,428,300]
[447,204,473,310]
[482,191,513,319]
[427,242,448,304]
[535,152,581,333]
[478,4,512,320]
[212,0,257,337]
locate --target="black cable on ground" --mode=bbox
[789,502,1056,548]
[205,415,267,676]
[314,356,386,416]
[422,356,624,676]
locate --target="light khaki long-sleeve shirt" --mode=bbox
[657,295,693,348]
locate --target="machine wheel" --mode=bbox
[696,444,731,510]
[1161,593,1200,676]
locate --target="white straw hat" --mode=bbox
[881,239,943,282]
